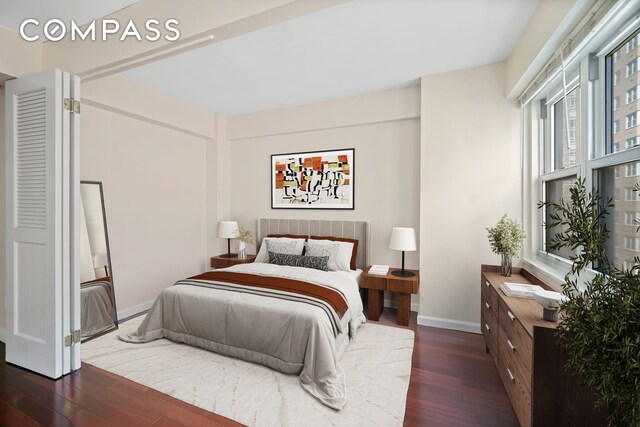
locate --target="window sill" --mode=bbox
[523,253,599,293]
[522,256,567,292]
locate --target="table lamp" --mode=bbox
[389,227,416,277]
[218,221,239,258]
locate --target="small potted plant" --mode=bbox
[486,214,526,276]
[237,226,253,259]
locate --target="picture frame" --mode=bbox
[271,148,354,210]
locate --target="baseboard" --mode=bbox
[0,327,5,343]
[417,315,481,334]
[117,299,155,322]
[383,297,420,313]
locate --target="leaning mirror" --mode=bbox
[80,181,118,341]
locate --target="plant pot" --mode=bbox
[238,241,246,259]
[501,253,512,277]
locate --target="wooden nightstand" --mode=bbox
[210,254,256,269]
[361,267,419,326]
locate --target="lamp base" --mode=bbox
[391,270,415,278]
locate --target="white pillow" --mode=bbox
[255,237,305,263]
[305,240,353,272]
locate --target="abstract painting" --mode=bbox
[271,148,354,209]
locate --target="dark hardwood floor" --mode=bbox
[0,310,517,426]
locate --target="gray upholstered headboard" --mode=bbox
[256,218,370,270]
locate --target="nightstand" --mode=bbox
[361,267,419,326]
[210,254,256,269]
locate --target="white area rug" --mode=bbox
[82,317,414,427]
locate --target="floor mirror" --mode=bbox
[80,181,118,341]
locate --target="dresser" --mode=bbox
[480,265,556,427]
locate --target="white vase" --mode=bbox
[238,241,246,259]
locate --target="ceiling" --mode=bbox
[122,0,538,116]
[0,0,539,115]
[0,0,139,39]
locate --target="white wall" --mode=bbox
[0,86,5,335]
[81,101,210,318]
[0,26,42,79]
[227,87,421,308]
[419,62,521,332]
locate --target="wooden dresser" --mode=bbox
[481,265,557,427]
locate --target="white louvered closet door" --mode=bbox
[5,69,80,378]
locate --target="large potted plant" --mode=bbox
[486,214,526,276]
[539,177,640,427]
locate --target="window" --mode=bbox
[626,162,640,177]
[628,34,639,53]
[551,87,580,170]
[628,86,638,104]
[626,187,640,201]
[600,162,640,267]
[627,58,638,77]
[529,24,640,274]
[625,212,640,226]
[543,177,576,259]
[625,236,640,251]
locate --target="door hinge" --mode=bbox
[63,98,81,114]
[64,330,81,347]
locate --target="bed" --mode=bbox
[120,219,370,410]
[81,278,117,338]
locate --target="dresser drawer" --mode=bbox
[481,274,499,310]
[499,325,532,427]
[498,297,533,374]
[388,277,418,293]
[362,274,386,290]
[481,300,499,361]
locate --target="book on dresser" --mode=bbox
[368,265,389,275]
[501,282,544,299]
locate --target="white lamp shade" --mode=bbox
[93,252,109,267]
[389,227,416,251]
[218,221,239,239]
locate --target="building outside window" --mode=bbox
[551,87,580,170]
